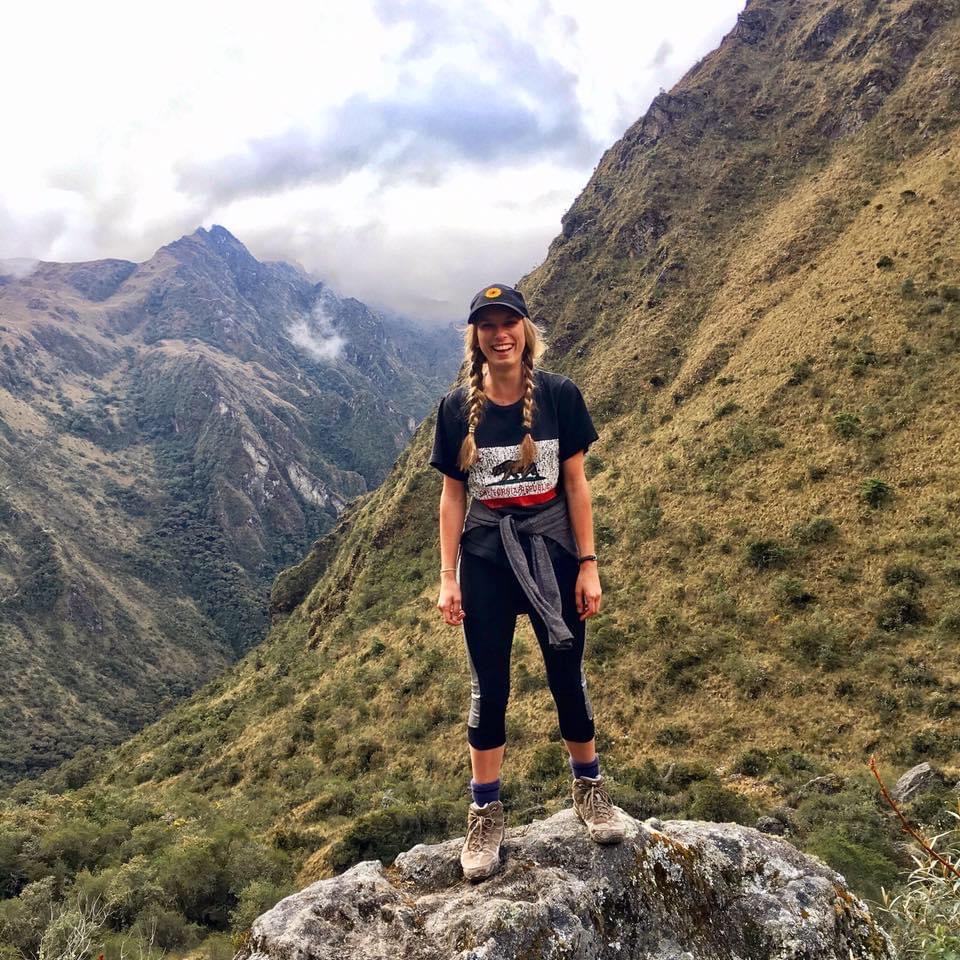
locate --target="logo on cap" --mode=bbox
[484,287,502,298]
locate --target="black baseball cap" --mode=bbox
[467,283,530,324]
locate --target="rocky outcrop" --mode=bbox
[239,809,893,960]
[891,762,951,803]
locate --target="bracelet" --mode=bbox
[578,554,598,565]
[440,567,456,573]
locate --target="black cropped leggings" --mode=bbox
[459,547,595,751]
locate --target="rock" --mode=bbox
[238,809,893,960]
[755,816,787,836]
[800,774,845,795]
[891,762,948,803]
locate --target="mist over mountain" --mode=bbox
[2,1,960,956]
[0,225,460,781]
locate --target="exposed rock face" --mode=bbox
[891,762,949,802]
[239,810,893,960]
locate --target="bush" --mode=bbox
[879,804,960,958]
[774,577,817,608]
[861,477,892,508]
[229,879,294,934]
[686,780,754,825]
[791,516,837,544]
[833,413,861,439]
[714,400,739,419]
[877,583,925,631]
[786,616,848,670]
[884,563,927,589]
[325,801,460,874]
[654,725,691,746]
[787,357,814,385]
[745,539,790,570]
[731,749,771,777]
[584,454,605,478]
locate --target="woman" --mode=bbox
[429,282,624,882]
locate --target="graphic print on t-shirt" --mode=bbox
[469,438,559,502]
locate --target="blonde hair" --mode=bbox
[456,314,547,473]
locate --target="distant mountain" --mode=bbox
[0,225,460,780]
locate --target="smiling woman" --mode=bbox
[429,282,625,882]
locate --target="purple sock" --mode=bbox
[470,778,501,806]
[570,754,600,780]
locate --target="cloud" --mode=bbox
[176,1,601,206]
[0,257,40,279]
[287,301,347,361]
[177,71,599,205]
[650,40,673,68]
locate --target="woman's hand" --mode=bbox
[438,573,465,626]
[575,563,602,621]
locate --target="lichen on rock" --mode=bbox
[237,809,894,960]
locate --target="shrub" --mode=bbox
[786,616,848,670]
[936,607,960,637]
[833,413,862,439]
[774,577,817,608]
[627,486,663,543]
[723,654,773,699]
[884,563,927,589]
[745,539,789,570]
[325,801,459,874]
[791,516,837,544]
[787,357,814,385]
[714,400,739,419]
[731,749,771,777]
[861,478,892,508]
[686,781,755,825]
[878,805,960,958]
[877,583,925,631]
[654,725,691,746]
[229,880,294,934]
[584,454,605,478]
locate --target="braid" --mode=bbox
[457,348,486,471]
[517,350,537,470]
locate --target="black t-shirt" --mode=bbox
[429,369,599,565]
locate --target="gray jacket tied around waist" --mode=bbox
[463,495,579,650]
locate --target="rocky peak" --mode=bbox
[240,809,893,960]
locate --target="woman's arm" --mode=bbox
[437,475,467,626]
[562,451,602,620]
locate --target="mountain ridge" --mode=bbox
[0,226,460,780]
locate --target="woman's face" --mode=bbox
[474,307,526,370]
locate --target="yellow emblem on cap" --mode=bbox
[484,286,502,298]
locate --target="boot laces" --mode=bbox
[582,781,614,822]
[467,809,495,852]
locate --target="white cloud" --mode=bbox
[0,0,745,318]
[287,302,347,361]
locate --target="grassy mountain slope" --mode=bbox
[2,0,960,952]
[0,227,459,781]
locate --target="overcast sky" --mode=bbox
[2,0,745,322]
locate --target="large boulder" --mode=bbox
[237,809,893,960]
[891,762,949,803]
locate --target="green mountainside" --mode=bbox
[0,226,459,781]
[3,0,960,955]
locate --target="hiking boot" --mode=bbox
[460,800,505,880]
[572,774,625,844]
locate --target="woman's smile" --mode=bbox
[476,307,525,366]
